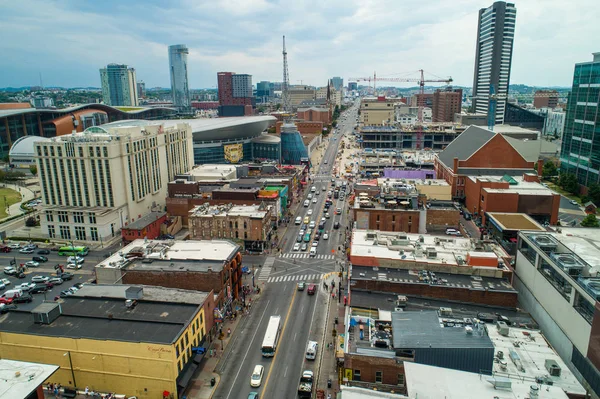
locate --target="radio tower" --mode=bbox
[282,35,291,119]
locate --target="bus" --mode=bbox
[262,315,282,357]
[58,246,89,256]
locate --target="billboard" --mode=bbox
[224,143,243,163]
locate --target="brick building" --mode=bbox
[434,125,542,199]
[121,211,167,243]
[189,203,274,252]
[432,88,463,122]
[217,72,254,116]
[95,239,243,318]
[297,107,332,125]
[275,120,323,135]
[533,90,559,109]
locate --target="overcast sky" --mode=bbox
[1,0,598,89]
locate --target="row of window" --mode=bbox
[176,313,205,373]
[352,369,404,385]
[48,224,99,241]
[46,211,96,224]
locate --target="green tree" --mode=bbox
[580,214,600,228]
[587,183,600,205]
[558,172,579,194]
[542,161,557,178]
[29,165,37,176]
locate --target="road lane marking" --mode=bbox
[224,299,271,399]
[260,288,298,396]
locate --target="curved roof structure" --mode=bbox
[9,135,51,157]
[0,103,177,119]
[251,134,281,144]
[100,116,276,142]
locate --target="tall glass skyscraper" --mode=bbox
[99,64,138,107]
[560,53,600,187]
[472,2,517,125]
[168,44,191,112]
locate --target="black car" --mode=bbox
[33,256,48,263]
[30,284,48,294]
[334,221,340,229]
[0,304,17,313]
[37,249,50,255]
[59,272,74,281]
[17,272,26,279]
[12,294,33,303]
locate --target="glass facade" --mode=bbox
[280,124,308,165]
[194,138,281,164]
[560,54,600,187]
[169,44,191,112]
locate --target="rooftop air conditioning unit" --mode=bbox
[497,321,510,336]
[550,253,584,276]
[531,235,557,252]
[545,359,562,377]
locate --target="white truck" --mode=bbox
[297,370,314,398]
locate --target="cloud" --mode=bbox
[0,0,599,88]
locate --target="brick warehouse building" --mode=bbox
[297,107,332,125]
[432,88,463,122]
[434,125,542,199]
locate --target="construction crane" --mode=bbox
[349,70,453,149]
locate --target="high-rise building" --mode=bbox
[348,82,358,91]
[168,44,191,112]
[217,72,254,116]
[99,64,138,107]
[35,121,193,243]
[256,81,272,101]
[560,53,600,187]
[432,88,463,122]
[472,1,517,125]
[136,80,146,98]
[330,77,343,91]
[533,90,559,109]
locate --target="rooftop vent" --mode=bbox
[530,234,557,252]
[550,253,584,276]
[545,359,561,377]
[31,302,61,325]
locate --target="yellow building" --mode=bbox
[289,85,316,108]
[360,97,404,126]
[0,285,212,399]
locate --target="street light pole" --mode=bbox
[64,351,77,389]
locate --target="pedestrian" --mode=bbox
[85,386,90,396]
[54,387,59,397]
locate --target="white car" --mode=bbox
[312,241,318,248]
[67,256,85,264]
[293,243,301,251]
[17,282,36,291]
[325,213,331,219]
[3,267,17,276]
[323,233,329,240]
[312,198,317,203]
[0,278,11,286]
[250,365,264,388]
[66,263,82,270]
[31,276,50,283]
[307,194,313,199]
[8,244,21,249]
[307,209,313,216]
[25,261,39,268]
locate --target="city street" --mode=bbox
[212,103,359,399]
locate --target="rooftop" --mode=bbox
[469,175,555,196]
[97,239,241,271]
[350,230,509,270]
[487,213,546,232]
[391,311,494,349]
[404,362,571,399]
[0,359,59,399]
[0,292,200,344]
[185,164,237,179]
[189,203,269,219]
[124,211,166,230]
[73,284,210,305]
[487,325,586,395]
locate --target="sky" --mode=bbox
[1,0,599,89]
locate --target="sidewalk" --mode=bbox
[0,182,36,223]
[184,276,262,399]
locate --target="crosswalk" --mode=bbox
[257,257,275,281]
[267,274,324,283]
[279,253,335,260]
[312,175,332,180]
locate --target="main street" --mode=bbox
[212,102,359,399]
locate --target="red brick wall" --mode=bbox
[465,178,510,217]
[202,289,217,333]
[480,191,519,222]
[297,109,331,124]
[122,214,167,242]
[426,208,460,231]
[352,208,420,233]
[461,134,534,169]
[276,121,323,135]
[344,353,406,387]
[351,281,518,308]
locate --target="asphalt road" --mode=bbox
[213,104,359,399]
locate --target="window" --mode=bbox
[397,373,405,386]
[353,370,361,381]
[75,226,86,241]
[73,212,84,224]
[90,227,99,242]
[481,195,485,202]
[48,225,56,239]
[46,211,54,222]
[59,225,71,240]
[89,213,96,224]
[57,211,69,223]
[375,371,383,383]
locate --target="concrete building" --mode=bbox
[358,124,463,151]
[168,44,191,112]
[189,203,274,251]
[35,121,193,243]
[434,125,542,199]
[515,229,600,397]
[99,63,138,107]
[483,212,546,254]
[331,76,343,91]
[0,359,59,399]
[217,72,254,116]
[432,88,462,122]
[534,90,559,109]
[0,284,212,399]
[531,108,566,137]
[454,112,487,126]
[137,80,146,98]
[355,149,436,178]
[297,107,331,124]
[95,239,241,324]
[288,86,316,108]
[360,97,402,126]
[560,52,600,188]
[472,1,517,125]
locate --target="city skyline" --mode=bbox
[0,0,599,89]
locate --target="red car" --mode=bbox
[0,297,13,304]
[307,284,316,295]
[0,246,11,253]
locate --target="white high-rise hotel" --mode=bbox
[35,121,193,243]
[472,2,517,125]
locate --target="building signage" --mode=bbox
[224,143,243,163]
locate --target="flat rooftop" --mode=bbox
[404,362,571,399]
[97,239,240,271]
[125,211,166,230]
[351,265,515,293]
[487,212,546,231]
[0,359,59,399]
[186,164,237,178]
[351,230,508,269]
[189,203,268,219]
[487,325,586,395]
[391,311,494,349]
[73,284,209,305]
[0,296,199,344]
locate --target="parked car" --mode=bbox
[0,303,17,313]
[37,249,50,255]
[8,243,21,249]
[59,272,74,281]
[0,245,11,253]
[32,256,48,263]
[0,278,11,286]
[293,243,301,251]
[12,294,33,303]
[30,284,48,294]
[17,282,36,291]
[59,290,73,298]
[0,297,13,304]
[3,267,17,276]
[31,276,50,283]
[25,261,40,268]
[300,243,308,251]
